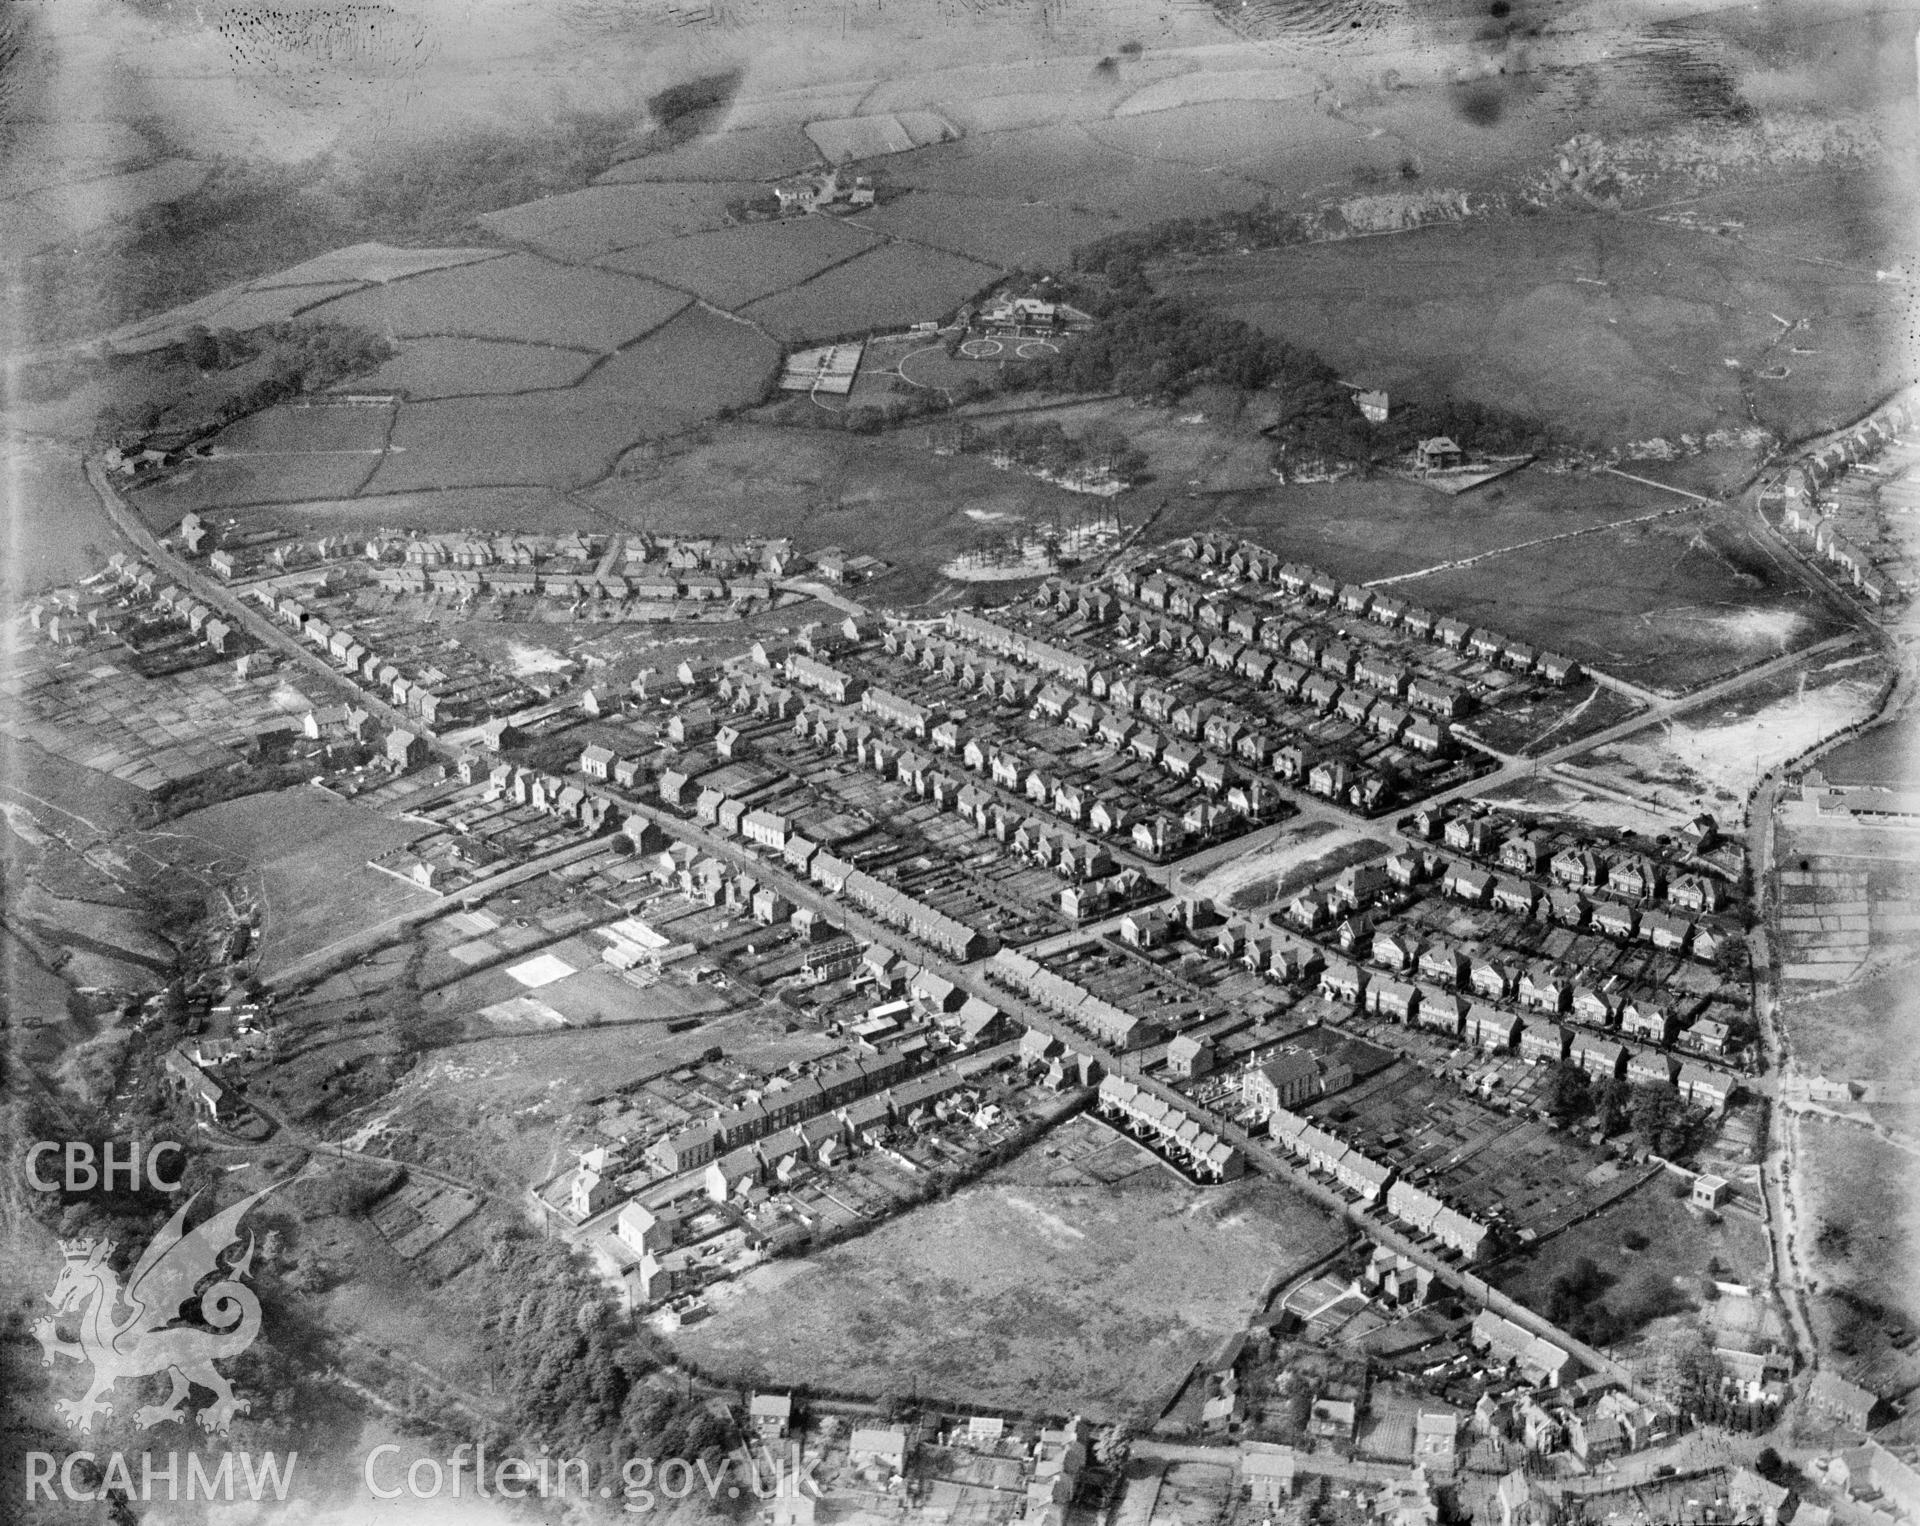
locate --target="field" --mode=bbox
[594,125,819,184]
[880,120,1319,225]
[1493,1173,1769,1340]
[1157,463,1681,582]
[1168,179,1909,449]
[596,215,881,310]
[362,306,780,493]
[1795,1117,1920,1399]
[1812,709,1915,785]
[849,191,1120,270]
[1771,809,1920,1096]
[1084,98,1397,184]
[305,253,690,351]
[353,338,600,399]
[1391,511,1856,693]
[245,241,505,290]
[4,146,207,263]
[131,401,397,514]
[475,180,760,260]
[239,484,603,536]
[740,241,1001,340]
[583,419,1148,602]
[165,790,436,978]
[806,110,955,162]
[672,1115,1347,1419]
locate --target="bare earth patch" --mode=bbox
[671,1123,1344,1420]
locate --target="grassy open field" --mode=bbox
[584,419,1149,602]
[1167,184,1908,449]
[475,180,761,260]
[1153,462,1680,581]
[880,121,1316,224]
[130,402,397,515]
[361,306,780,492]
[1780,962,1920,1092]
[673,1117,1346,1419]
[353,337,600,399]
[1388,511,1855,692]
[1812,708,1916,785]
[1083,98,1399,185]
[596,215,881,310]
[740,241,1001,340]
[166,790,435,978]
[305,254,690,351]
[366,389,649,493]
[1493,1173,1769,1339]
[241,485,604,535]
[849,191,1118,270]
[245,242,504,290]
[1795,1117,1920,1394]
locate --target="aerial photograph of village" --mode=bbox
[2,0,1918,1521]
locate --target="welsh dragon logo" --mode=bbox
[35,1184,275,1434]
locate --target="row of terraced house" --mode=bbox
[1160,536,1584,684]
[259,587,525,729]
[1773,386,1916,605]
[773,644,1232,864]
[1095,1074,1245,1182]
[998,591,1473,815]
[1256,1103,1496,1261]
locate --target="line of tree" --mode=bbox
[1071,204,1317,279]
[946,418,1149,484]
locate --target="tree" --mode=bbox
[183,324,221,371]
[1629,1082,1697,1158]
[1547,1062,1592,1122]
